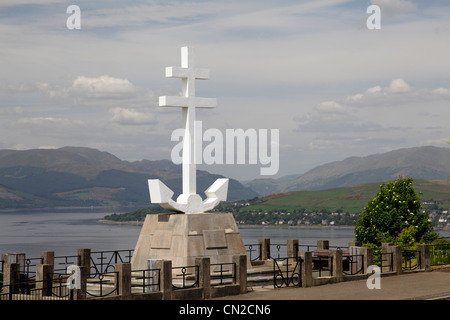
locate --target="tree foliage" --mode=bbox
[354,176,436,247]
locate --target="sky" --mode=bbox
[0,0,449,181]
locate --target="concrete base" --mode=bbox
[131,212,251,270]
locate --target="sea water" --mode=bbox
[1,210,448,259]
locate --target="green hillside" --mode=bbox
[103,179,450,227]
[239,179,450,214]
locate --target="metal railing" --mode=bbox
[90,250,133,277]
[298,244,317,252]
[343,254,365,275]
[211,262,236,286]
[132,268,161,293]
[273,257,302,288]
[54,255,79,273]
[85,272,119,298]
[270,244,287,260]
[0,275,71,301]
[430,243,450,266]
[172,266,199,290]
[24,257,43,279]
[373,252,393,272]
[402,250,421,271]
[312,255,332,277]
[244,243,293,261]
[245,244,260,261]
[245,243,319,261]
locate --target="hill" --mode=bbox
[0,147,179,180]
[0,147,258,209]
[240,179,450,214]
[247,146,450,196]
[105,178,450,226]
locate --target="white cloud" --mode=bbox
[366,86,383,95]
[307,139,335,150]
[315,101,348,114]
[295,100,383,134]
[433,88,450,95]
[109,107,156,125]
[2,76,138,100]
[295,76,450,159]
[346,93,363,102]
[71,75,137,98]
[345,79,450,109]
[17,117,82,127]
[387,78,411,93]
[347,86,383,101]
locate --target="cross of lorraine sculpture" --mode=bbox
[148,46,229,213]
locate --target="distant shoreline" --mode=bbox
[97,218,450,232]
[97,219,143,226]
[97,218,355,229]
[238,224,355,229]
[0,206,137,214]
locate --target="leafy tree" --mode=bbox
[354,176,436,246]
[396,225,418,249]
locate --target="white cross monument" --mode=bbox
[148,46,229,213]
[131,47,250,270]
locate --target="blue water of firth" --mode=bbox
[1,210,448,259]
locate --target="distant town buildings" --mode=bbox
[229,200,449,229]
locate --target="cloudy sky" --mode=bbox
[0,0,449,181]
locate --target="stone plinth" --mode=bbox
[131,212,251,270]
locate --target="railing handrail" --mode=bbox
[430,243,450,266]
[0,273,71,301]
[273,256,302,288]
[210,262,236,285]
[172,265,199,290]
[89,249,134,277]
[85,271,119,298]
[54,255,80,273]
[402,249,421,270]
[342,254,365,275]
[131,268,161,292]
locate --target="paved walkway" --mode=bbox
[215,269,450,300]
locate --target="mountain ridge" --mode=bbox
[246,146,450,196]
[0,146,258,209]
[1,145,449,209]
[0,147,181,180]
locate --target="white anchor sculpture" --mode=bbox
[148,46,229,213]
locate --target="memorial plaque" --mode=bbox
[203,229,227,249]
[150,230,173,249]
